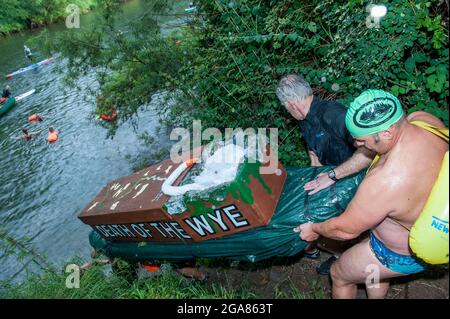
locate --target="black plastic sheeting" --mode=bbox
[89,166,364,263]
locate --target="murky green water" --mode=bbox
[0,0,189,281]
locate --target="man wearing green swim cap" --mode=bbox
[295,89,448,298]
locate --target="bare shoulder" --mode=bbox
[336,167,397,232]
[407,111,445,128]
[347,167,397,213]
[360,167,398,195]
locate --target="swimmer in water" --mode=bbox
[47,127,59,143]
[28,114,43,122]
[15,128,41,141]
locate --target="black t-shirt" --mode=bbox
[298,96,356,166]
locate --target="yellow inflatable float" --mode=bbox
[409,121,449,265]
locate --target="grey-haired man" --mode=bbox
[276,74,374,272]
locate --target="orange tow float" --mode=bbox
[47,127,58,143]
[99,107,117,122]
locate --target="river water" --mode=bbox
[0,0,189,281]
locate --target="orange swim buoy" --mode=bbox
[100,107,117,122]
[28,114,42,122]
[142,263,160,273]
[47,131,58,143]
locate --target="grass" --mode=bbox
[0,263,260,299]
[284,279,326,299]
[0,258,326,299]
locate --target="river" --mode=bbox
[0,0,190,281]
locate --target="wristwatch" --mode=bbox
[327,169,339,182]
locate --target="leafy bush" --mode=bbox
[37,0,448,165]
[162,0,449,165]
[0,0,97,35]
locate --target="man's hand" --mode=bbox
[304,172,335,195]
[294,223,320,242]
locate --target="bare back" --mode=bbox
[347,112,448,254]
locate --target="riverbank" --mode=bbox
[1,0,448,300]
[2,252,448,299]
[0,261,260,299]
[0,0,97,36]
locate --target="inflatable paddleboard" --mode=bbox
[6,57,55,80]
[15,89,36,102]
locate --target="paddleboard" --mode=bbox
[185,6,197,13]
[6,57,55,80]
[15,89,36,102]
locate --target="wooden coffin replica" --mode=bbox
[79,145,287,242]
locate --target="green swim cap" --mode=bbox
[345,89,404,137]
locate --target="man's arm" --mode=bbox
[333,147,374,179]
[304,147,374,195]
[309,150,322,167]
[297,174,394,241]
[304,103,375,195]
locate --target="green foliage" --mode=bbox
[37,0,448,165]
[0,0,29,34]
[0,227,54,274]
[0,0,97,35]
[162,0,447,165]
